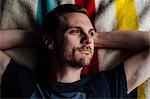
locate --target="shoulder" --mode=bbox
[92,63,125,81]
[1,58,34,82]
[0,50,11,78]
[1,59,36,98]
[90,63,128,98]
[2,58,33,77]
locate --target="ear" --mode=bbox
[43,34,54,50]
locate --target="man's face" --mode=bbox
[54,12,95,68]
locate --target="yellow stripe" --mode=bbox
[115,0,146,99]
[115,0,138,30]
[138,83,146,99]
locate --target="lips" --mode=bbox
[75,46,92,54]
[76,49,92,54]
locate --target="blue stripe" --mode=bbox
[36,0,43,30]
[36,0,57,30]
[46,0,57,15]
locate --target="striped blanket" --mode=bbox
[0,0,150,98]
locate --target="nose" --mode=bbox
[80,33,92,45]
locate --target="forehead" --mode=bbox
[61,12,93,29]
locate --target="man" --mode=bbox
[0,4,150,98]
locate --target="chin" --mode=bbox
[68,57,90,68]
[77,57,91,67]
[65,52,93,68]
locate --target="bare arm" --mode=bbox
[0,29,40,79]
[124,49,150,93]
[0,50,11,80]
[0,30,40,50]
[94,31,150,93]
[94,31,150,50]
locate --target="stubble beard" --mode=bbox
[64,48,92,68]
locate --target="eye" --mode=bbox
[89,31,95,37]
[70,29,81,35]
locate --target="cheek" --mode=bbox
[64,37,79,52]
[91,42,94,54]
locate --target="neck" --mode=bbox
[55,66,82,83]
[47,54,83,83]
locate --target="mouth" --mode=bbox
[76,49,92,54]
[74,46,93,55]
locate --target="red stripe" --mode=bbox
[75,0,96,23]
[75,0,99,75]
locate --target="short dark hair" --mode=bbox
[41,4,87,37]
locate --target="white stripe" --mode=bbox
[145,79,150,99]
[95,1,117,70]
[60,0,75,5]
[135,0,150,31]
[95,0,102,12]
[95,1,116,32]
[135,1,150,98]
[138,9,150,31]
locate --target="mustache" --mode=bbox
[75,46,92,53]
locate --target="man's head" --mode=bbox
[42,4,95,68]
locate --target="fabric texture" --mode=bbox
[1,59,127,98]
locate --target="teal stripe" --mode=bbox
[36,0,57,30]
[46,0,57,15]
[36,0,43,30]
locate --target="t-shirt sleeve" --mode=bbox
[102,63,128,98]
[1,59,36,98]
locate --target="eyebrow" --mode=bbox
[67,26,95,33]
[89,29,95,32]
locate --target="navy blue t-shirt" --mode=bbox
[1,59,128,98]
